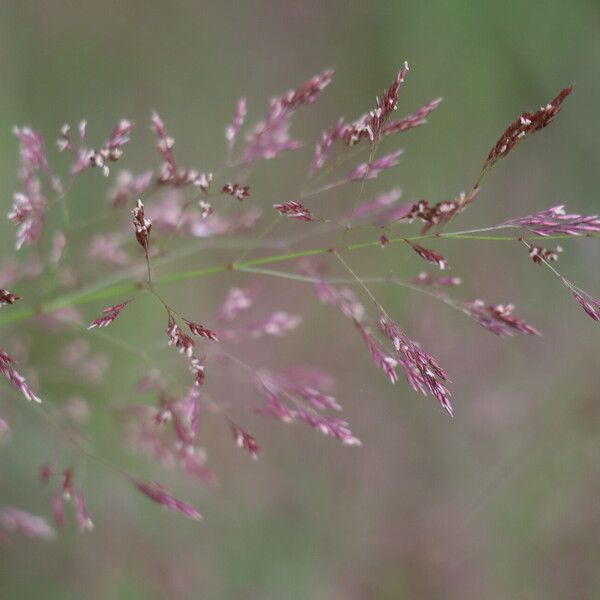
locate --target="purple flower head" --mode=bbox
[88,300,132,330]
[348,149,403,182]
[225,97,246,153]
[134,480,202,521]
[189,358,206,387]
[151,112,211,188]
[0,508,55,541]
[341,62,410,146]
[357,324,399,384]
[485,86,573,169]
[109,170,153,208]
[560,277,600,322]
[0,349,41,403]
[241,70,332,165]
[382,97,443,137]
[230,422,262,459]
[406,240,449,270]
[464,300,541,337]
[222,182,250,201]
[132,199,152,253]
[310,117,345,176]
[297,411,361,446]
[0,289,21,306]
[503,205,600,236]
[166,314,195,358]
[72,490,94,533]
[273,201,316,222]
[8,190,47,251]
[79,119,134,177]
[185,320,219,342]
[527,244,562,265]
[379,317,452,416]
[218,287,256,322]
[398,197,461,233]
[13,126,50,173]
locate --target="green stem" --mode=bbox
[0,232,592,327]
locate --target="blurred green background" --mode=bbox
[1,1,599,598]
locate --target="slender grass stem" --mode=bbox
[0,232,594,327]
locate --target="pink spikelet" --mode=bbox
[185,320,219,342]
[379,317,453,416]
[8,192,46,251]
[342,63,410,146]
[405,240,449,270]
[150,112,211,188]
[247,311,302,338]
[241,69,333,164]
[189,358,206,387]
[315,281,365,321]
[310,117,345,176]
[61,468,74,499]
[273,69,334,112]
[61,120,87,173]
[0,289,21,306]
[222,183,250,201]
[255,388,296,423]
[382,97,443,137]
[225,97,246,153]
[134,480,202,521]
[484,86,573,169]
[369,62,410,140]
[413,273,462,287]
[230,422,262,459]
[503,205,600,236]
[0,508,55,541]
[273,201,316,222]
[357,324,399,384]
[72,490,94,532]
[56,124,73,152]
[0,349,41,403]
[399,197,462,233]
[527,244,562,265]
[109,170,153,208]
[348,149,403,182]
[87,300,132,330]
[311,66,438,174]
[464,300,541,336]
[132,199,152,253]
[297,411,361,446]
[218,287,255,321]
[50,492,66,529]
[255,368,359,444]
[166,314,195,357]
[13,126,50,172]
[8,127,51,250]
[87,119,134,176]
[560,277,600,322]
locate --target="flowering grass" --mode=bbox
[0,63,598,536]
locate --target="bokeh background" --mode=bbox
[1,1,599,598]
